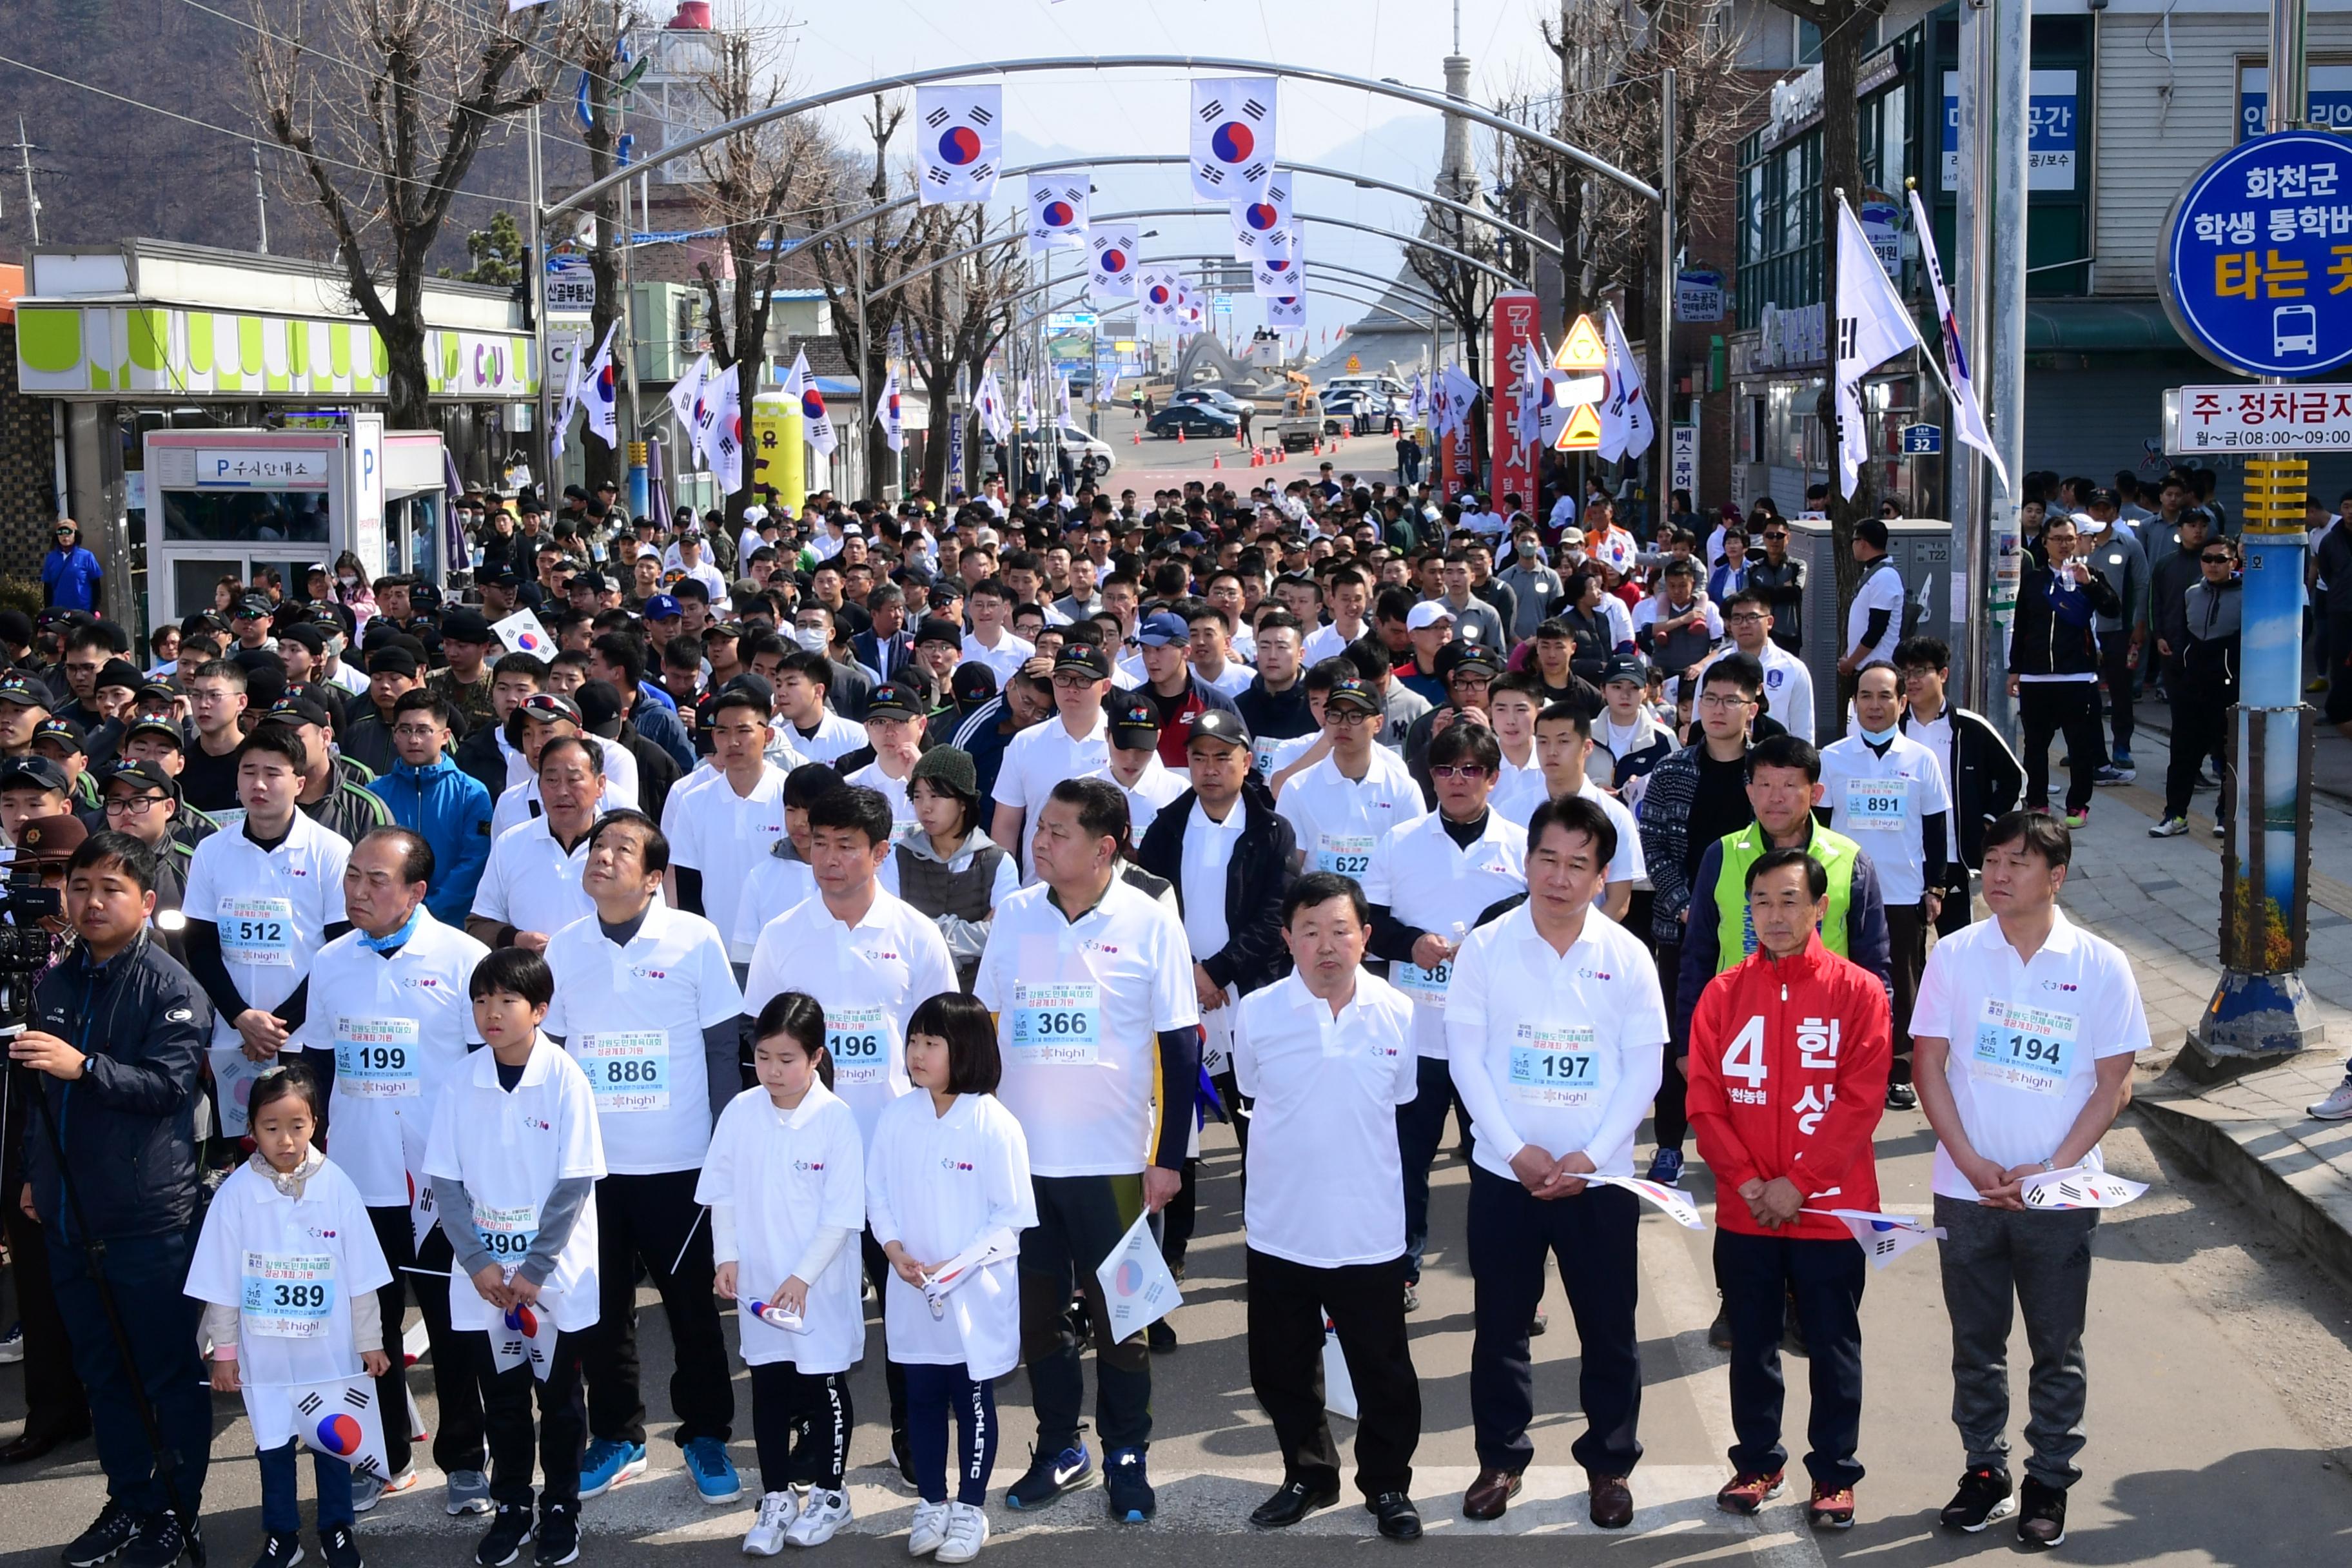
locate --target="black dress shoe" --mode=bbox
[2,1422,91,1464]
[1368,1491,1423,1541]
[1251,1476,1340,1528]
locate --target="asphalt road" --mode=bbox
[8,1095,2352,1567]
[1072,405,1397,496]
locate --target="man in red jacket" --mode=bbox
[1687,847,1892,1531]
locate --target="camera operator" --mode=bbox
[12,828,215,1567]
[0,816,88,1465]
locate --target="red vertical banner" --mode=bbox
[1491,291,1540,507]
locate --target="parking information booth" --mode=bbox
[142,420,448,624]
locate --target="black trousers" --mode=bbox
[859,1228,910,1441]
[1465,1167,1643,1476]
[2327,617,2352,725]
[1161,1156,1201,1272]
[1654,939,1690,1146]
[1018,1172,1152,1453]
[1246,1248,1420,1497]
[49,1226,210,1517]
[2,1188,86,1440]
[2017,681,2104,813]
[1715,1228,1867,1489]
[1885,901,1926,1084]
[749,1362,854,1493]
[2165,684,2235,821]
[2097,631,2138,755]
[480,1326,588,1508]
[582,1168,734,1447]
[366,1203,486,1479]
[1395,1055,1470,1282]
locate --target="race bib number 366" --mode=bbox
[1009,981,1102,1066]
[578,1030,671,1112]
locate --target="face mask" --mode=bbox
[1859,723,1899,745]
[794,627,830,654]
[1517,538,1538,556]
[338,574,357,588]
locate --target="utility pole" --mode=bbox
[251,142,270,253]
[1978,0,2029,738]
[527,106,554,501]
[12,117,42,244]
[1655,66,1676,504]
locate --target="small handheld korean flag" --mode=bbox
[488,1297,564,1382]
[706,364,744,492]
[1230,175,1295,259]
[919,1227,1021,1319]
[1321,1316,1358,1420]
[1088,228,1139,302]
[1833,193,1924,498]
[1253,249,1302,300]
[1095,1210,1182,1338]
[2022,1165,2150,1211]
[1026,171,1091,252]
[1806,1208,1946,1269]
[491,609,555,658]
[1264,294,1307,330]
[915,84,1003,205]
[293,1377,390,1479]
[1589,1174,1707,1230]
[783,349,837,458]
[665,352,712,471]
[879,366,905,453]
[581,322,620,449]
[1190,76,1278,199]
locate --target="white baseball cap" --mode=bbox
[1405,600,1455,632]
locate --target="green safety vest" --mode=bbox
[1712,820,1861,972]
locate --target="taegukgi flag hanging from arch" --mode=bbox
[1026,171,1092,252]
[1264,294,1307,329]
[1252,248,1302,299]
[1190,77,1277,199]
[916,84,1003,204]
[879,366,905,453]
[1230,175,1296,259]
[1088,228,1139,301]
[1136,268,1183,324]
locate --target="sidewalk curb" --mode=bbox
[2132,1092,2352,1288]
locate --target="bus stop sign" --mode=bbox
[2162,130,2352,378]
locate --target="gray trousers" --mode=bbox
[1933,1195,2099,1488]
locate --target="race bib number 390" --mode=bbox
[578,1030,671,1112]
[334,1017,420,1099]
[1507,1024,1600,1108]
[220,896,297,967]
[473,1204,538,1272]
[1009,981,1102,1066]
[1970,998,2078,1097]
[827,1005,890,1088]
[241,1250,334,1339]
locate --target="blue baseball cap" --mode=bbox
[643,593,681,622]
[1133,611,1190,648]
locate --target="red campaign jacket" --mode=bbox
[1686,933,1892,1240]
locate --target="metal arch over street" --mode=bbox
[870,206,1524,313]
[545,54,1656,220]
[765,153,1564,271]
[1023,279,1436,338]
[1011,253,1447,318]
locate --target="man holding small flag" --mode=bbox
[1686,846,1891,1531]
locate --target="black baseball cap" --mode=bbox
[124,717,186,751]
[0,756,71,795]
[1601,653,1650,687]
[0,674,52,709]
[1187,710,1251,751]
[32,716,86,754]
[441,609,495,643]
[1106,694,1160,749]
[867,682,924,721]
[102,759,181,799]
[518,692,582,727]
[1325,677,1381,716]
[232,594,275,620]
[266,695,335,730]
[1053,645,1112,681]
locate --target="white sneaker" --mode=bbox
[2309,1075,2352,1121]
[744,1490,802,1556]
[784,1489,851,1547]
[907,1502,950,1558]
[934,1502,989,1564]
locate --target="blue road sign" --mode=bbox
[1899,423,1943,455]
[2162,130,2352,377]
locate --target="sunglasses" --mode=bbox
[2201,553,2234,564]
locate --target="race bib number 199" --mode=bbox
[334,1017,420,1099]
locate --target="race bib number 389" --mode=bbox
[241,1250,334,1339]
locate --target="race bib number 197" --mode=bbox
[1507,1024,1600,1108]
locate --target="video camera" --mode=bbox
[0,860,64,1034]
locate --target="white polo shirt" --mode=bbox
[1847,558,1908,665]
[1908,908,2149,1202]
[733,843,818,956]
[542,903,745,1175]
[742,887,959,1146]
[781,712,868,767]
[471,816,602,941]
[865,1088,1037,1382]
[1194,660,1255,699]
[1090,755,1187,841]
[845,758,920,840]
[183,812,353,1052]
[1275,745,1427,879]
[696,1083,868,1374]
[422,1032,607,1333]
[1489,752,1547,830]
[1302,620,1368,665]
[492,756,639,839]
[662,762,790,963]
[1819,730,1952,904]
[1444,903,1669,1178]
[1231,970,1418,1268]
[1360,808,1529,1061]
[1705,640,1816,743]
[304,911,491,1207]
[1580,778,1649,890]
[974,877,1201,1177]
[993,711,1110,878]
[961,630,1037,686]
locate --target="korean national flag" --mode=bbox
[1190,76,1277,199]
[1089,228,1139,301]
[581,322,619,449]
[1026,171,1092,253]
[1136,268,1182,324]
[916,84,1003,206]
[293,1377,391,1479]
[487,1296,564,1382]
[783,348,838,458]
[1230,175,1295,260]
[1252,248,1302,299]
[1264,294,1307,329]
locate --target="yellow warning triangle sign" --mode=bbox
[1562,402,1603,450]
[1559,313,1607,370]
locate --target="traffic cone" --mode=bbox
[1212,453,1222,469]
[1179,426,1186,444]
[1313,436,1322,455]
[1132,428,1140,446]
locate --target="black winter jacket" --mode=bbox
[2006,562,2121,676]
[1134,785,1297,994]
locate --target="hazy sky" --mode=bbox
[724,0,1563,333]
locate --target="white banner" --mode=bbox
[1833,194,1924,497]
[1088,228,1139,300]
[1190,76,1278,199]
[1025,170,1092,253]
[915,85,1003,204]
[2165,384,2352,453]
[1230,175,1297,259]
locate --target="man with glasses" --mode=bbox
[179,660,250,815]
[368,690,495,923]
[1402,643,1503,805]
[1705,589,1815,742]
[1748,522,1807,656]
[993,643,1115,881]
[1276,673,1426,877]
[1362,722,1527,1312]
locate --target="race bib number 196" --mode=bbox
[827,1005,890,1088]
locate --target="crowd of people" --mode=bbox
[17,443,2303,1568]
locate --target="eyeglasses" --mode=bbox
[1727,612,1769,625]
[1698,692,1754,710]
[104,794,170,816]
[1323,710,1373,727]
[1429,763,1490,779]
[391,724,444,741]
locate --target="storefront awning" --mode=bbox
[2024,299,2186,355]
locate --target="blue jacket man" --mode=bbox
[41,522,103,612]
[367,693,495,922]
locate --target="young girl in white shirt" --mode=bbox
[186,1061,393,1568]
[700,993,867,1554]
[867,992,1035,1563]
